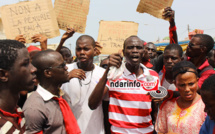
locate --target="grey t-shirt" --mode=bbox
[23,86,72,134]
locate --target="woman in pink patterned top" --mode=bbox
[155,61,206,134]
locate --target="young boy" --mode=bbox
[0,40,37,133]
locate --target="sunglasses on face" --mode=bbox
[188,42,203,49]
[47,61,67,69]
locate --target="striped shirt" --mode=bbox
[0,108,25,134]
[106,64,159,134]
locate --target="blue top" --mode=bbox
[200,115,215,134]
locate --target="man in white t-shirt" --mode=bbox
[61,35,106,134]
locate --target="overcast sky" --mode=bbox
[1,0,215,54]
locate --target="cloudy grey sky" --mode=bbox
[1,0,215,54]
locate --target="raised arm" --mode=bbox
[163,7,178,44]
[94,41,103,56]
[31,34,48,51]
[56,27,75,52]
[150,7,178,73]
[88,53,122,110]
[15,35,26,44]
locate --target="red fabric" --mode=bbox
[167,90,174,100]
[186,56,211,71]
[198,59,210,70]
[53,96,81,134]
[27,45,41,53]
[198,70,215,88]
[110,91,151,102]
[159,90,174,110]
[148,70,159,77]
[142,60,153,68]
[161,66,166,86]
[109,105,152,116]
[213,125,215,134]
[169,26,177,44]
[109,119,153,129]
[187,59,215,88]
[0,108,22,125]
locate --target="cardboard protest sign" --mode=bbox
[54,0,90,33]
[0,13,6,39]
[136,0,174,20]
[0,0,60,43]
[97,21,139,55]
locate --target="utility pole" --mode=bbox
[188,24,190,33]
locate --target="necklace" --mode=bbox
[76,63,95,105]
[78,69,94,105]
[78,70,93,86]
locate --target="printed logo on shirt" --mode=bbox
[110,80,141,90]
[109,79,159,91]
[141,79,159,91]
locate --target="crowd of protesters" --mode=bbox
[1,6,215,134]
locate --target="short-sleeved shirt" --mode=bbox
[106,63,159,134]
[23,85,72,134]
[0,108,25,134]
[156,97,206,134]
[61,62,105,134]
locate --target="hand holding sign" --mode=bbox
[15,35,26,44]
[94,41,103,56]
[163,7,175,24]
[136,0,174,20]
[32,34,47,43]
[97,21,138,55]
[32,34,47,50]
[54,0,90,33]
[1,0,60,43]
[61,27,76,41]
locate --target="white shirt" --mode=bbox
[37,85,65,101]
[159,74,177,91]
[61,62,105,134]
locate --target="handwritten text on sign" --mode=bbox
[54,0,90,33]
[97,21,139,55]
[136,0,173,20]
[0,0,60,43]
